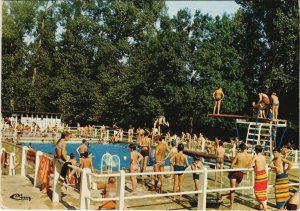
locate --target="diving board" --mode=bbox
[208,113,279,123]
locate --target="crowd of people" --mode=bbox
[50,130,298,210]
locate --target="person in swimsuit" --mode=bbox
[269,148,293,210]
[170,143,189,201]
[215,140,226,183]
[285,191,299,211]
[219,142,252,209]
[98,177,125,210]
[139,130,151,183]
[55,132,70,161]
[80,151,94,173]
[271,92,279,119]
[77,139,88,158]
[169,140,178,174]
[213,88,224,114]
[151,135,170,193]
[129,144,142,194]
[191,155,202,198]
[254,92,270,118]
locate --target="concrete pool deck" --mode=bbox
[1,167,299,210]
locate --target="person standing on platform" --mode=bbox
[252,145,268,211]
[213,88,224,115]
[269,148,293,210]
[254,92,270,118]
[270,92,279,119]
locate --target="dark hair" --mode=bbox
[61,131,70,139]
[70,153,75,158]
[129,144,136,150]
[177,143,184,151]
[82,139,87,144]
[194,155,201,161]
[171,140,176,147]
[83,151,89,158]
[273,148,281,153]
[154,135,162,142]
[239,142,247,151]
[255,145,263,153]
[219,141,223,146]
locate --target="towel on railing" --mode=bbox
[38,155,50,192]
[275,173,289,208]
[254,169,268,201]
[1,151,8,169]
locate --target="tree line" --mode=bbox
[2,0,299,140]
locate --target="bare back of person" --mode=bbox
[174,152,186,166]
[140,136,149,151]
[79,144,87,154]
[260,93,270,105]
[156,143,167,163]
[216,146,225,158]
[254,154,266,171]
[81,158,92,169]
[234,152,252,168]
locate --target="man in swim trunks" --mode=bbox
[213,88,224,114]
[215,140,226,183]
[77,139,88,158]
[139,130,151,175]
[271,92,279,119]
[219,142,252,209]
[253,92,270,118]
[151,135,170,193]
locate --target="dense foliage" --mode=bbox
[2,0,299,139]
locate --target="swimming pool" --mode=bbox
[21,142,194,170]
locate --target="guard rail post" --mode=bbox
[9,152,16,176]
[52,159,61,202]
[21,146,29,176]
[294,150,298,163]
[34,151,43,187]
[198,166,208,210]
[80,168,92,210]
[116,170,126,210]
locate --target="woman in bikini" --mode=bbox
[129,144,143,194]
[170,143,189,201]
[55,132,70,161]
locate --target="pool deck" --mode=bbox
[1,167,299,210]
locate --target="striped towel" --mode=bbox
[275,173,289,208]
[254,169,268,201]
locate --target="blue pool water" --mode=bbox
[21,142,194,170]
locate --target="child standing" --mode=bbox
[129,144,143,194]
[170,143,189,201]
[269,148,293,210]
[191,155,202,198]
[169,140,178,173]
[80,151,94,173]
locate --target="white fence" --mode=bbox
[2,143,300,210]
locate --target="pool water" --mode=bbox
[21,142,194,170]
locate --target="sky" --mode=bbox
[166,1,240,17]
